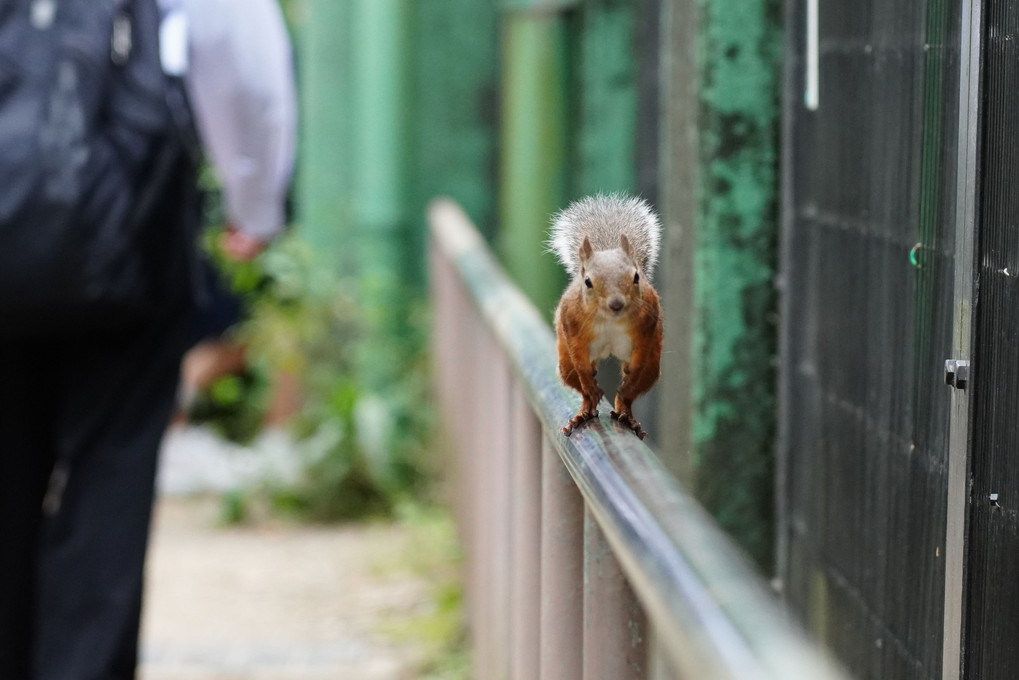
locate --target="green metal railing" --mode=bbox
[428,198,851,680]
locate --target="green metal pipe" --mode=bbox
[296,0,353,265]
[350,0,410,233]
[297,0,413,391]
[348,0,413,391]
[498,10,571,317]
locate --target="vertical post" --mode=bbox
[656,0,698,486]
[430,238,477,587]
[297,0,352,261]
[943,0,982,677]
[350,0,411,231]
[430,243,464,449]
[457,300,475,648]
[583,509,648,680]
[512,388,542,679]
[458,300,488,672]
[498,7,570,316]
[489,352,515,680]
[540,436,583,680]
[473,327,498,679]
[349,0,414,391]
[648,629,680,680]
[656,0,782,571]
[454,268,477,530]
[774,0,797,595]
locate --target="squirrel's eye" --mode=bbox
[633,272,640,284]
[584,277,593,289]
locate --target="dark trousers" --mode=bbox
[0,301,191,680]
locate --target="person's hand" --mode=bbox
[220,225,267,261]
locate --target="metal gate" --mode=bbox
[781,0,1019,676]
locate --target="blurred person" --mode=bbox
[0,0,295,677]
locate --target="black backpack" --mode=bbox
[0,0,199,337]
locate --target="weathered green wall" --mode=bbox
[409,0,500,242]
[658,0,781,569]
[573,0,638,197]
[694,0,781,569]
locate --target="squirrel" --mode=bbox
[548,194,663,440]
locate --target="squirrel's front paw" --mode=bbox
[610,411,647,440]
[562,409,599,436]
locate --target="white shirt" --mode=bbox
[156,0,297,242]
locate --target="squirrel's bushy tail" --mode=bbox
[547,193,662,281]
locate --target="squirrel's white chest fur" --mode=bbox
[588,314,632,362]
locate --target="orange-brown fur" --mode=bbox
[554,235,663,439]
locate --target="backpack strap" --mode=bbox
[157,3,203,164]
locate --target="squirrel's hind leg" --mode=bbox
[611,361,658,440]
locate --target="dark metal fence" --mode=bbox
[965,0,1019,677]
[429,198,849,679]
[779,0,965,678]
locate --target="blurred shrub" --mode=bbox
[187,368,268,445]
[198,227,434,522]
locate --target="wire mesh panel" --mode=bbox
[965,1,1019,677]
[780,0,962,678]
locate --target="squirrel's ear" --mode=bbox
[579,236,594,264]
[620,234,635,261]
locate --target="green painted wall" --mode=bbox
[409,0,500,241]
[658,0,781,570]
[573,0,638,197]
[690,0,781,568]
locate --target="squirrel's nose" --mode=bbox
[608,298,625,312]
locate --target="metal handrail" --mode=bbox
[428,197,850,679]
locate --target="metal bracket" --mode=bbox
[945,359,970,390]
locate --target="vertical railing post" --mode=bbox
[473,327,498,679]
[648,631,681,680]
[430,244,479,641]
[583,509,648,679]
[489,352,515,679]
[462,303,489,676]
[540,436,584,680]
[511,387,542,679]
